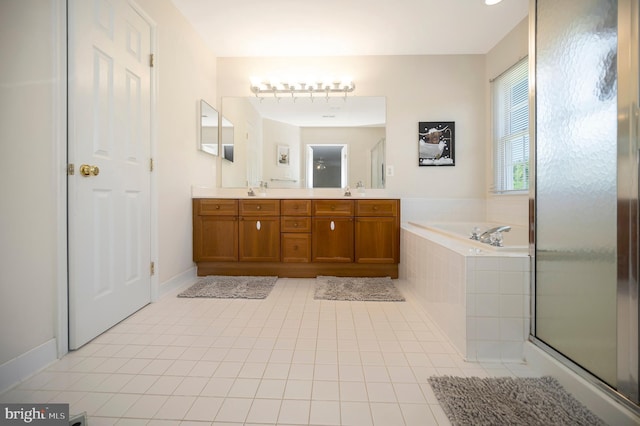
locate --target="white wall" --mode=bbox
[485,18,529,226]
[263,119,301,188]
[135,0,218,287]
[217,56,488,219]
[0,0,63,375]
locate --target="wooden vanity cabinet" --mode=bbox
[238,199,280,262]
[192,199,238,262]
[355,199,400,263]
[193,197,399,277]
[312,200,354,263]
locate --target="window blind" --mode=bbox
[492,57,529,193]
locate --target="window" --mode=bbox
[492,57,529,193]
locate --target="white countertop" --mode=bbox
[191,186,397,199]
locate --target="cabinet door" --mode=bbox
[239,216,281,262]
[355,217,398,263]
[193,215,238,261]
[312,217,354,262]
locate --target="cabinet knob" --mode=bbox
[215,205,220,210]
[294,222,298,228]
[256,205,262,210]
[330,205,336,210]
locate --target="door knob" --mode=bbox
[79,164,100,177]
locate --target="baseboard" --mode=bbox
[0,339,58,394]
[158,266,197,299]
[524,341,640,425]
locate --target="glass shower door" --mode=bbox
[534,0,619,387]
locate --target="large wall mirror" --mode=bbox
[221,96,386,189]
[200,99,219,156]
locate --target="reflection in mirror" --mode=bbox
[200,100,218,156]
[220,96,386,189]
[221,116,234,162]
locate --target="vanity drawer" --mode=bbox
[281,216,312,233]
[312,200,354,216]
[239,199,280,216]
[282,233,311,263]
[196,199,238,216]
[281,199,311,216]
[355,199,399,217]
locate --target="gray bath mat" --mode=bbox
[428,376,605,426]
[178,276,277,299]
[314,276,405,301]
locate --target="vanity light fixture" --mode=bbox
[250,77,355,100]
[485,0,503,4]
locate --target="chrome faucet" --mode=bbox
[479,225,511,246]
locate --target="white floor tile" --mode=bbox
[153,395,196,420]
[183,396,223,421]
[278,399,310,424]
[245,398,281,424]
[255,379,286,399]
[341,401,373,426]
[214,397,252,423]
[0,279,541,426]
[309,400,341,425]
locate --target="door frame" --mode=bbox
[305,144,348,188]
[58,0,159,357]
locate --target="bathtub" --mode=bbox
[400,221,530,362]
[408,221,529,253]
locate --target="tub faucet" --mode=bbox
[479,226,511,246]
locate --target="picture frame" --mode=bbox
[418,121,455,166]
[277,145,290,166]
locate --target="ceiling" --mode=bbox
[246,96,386,127]
[170,0,529,57]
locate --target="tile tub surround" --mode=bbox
[400,223,530,363]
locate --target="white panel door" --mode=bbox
[68,0,152,349]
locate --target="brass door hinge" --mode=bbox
[150,261,155,276]
[67,164,75,175]
[149,53,154,68]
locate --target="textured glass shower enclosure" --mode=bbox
[534,0,639,403]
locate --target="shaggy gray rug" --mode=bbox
[314,276,405,301]
[178,276,277,299]
[428,376,606,426]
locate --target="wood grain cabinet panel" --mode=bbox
[354,200,400,264]
[193,199,238,262]
[239,216,280,262]
[312,217,354,262]
[282,233,311,263]
[281,199,311,216]
[312,200,354,216]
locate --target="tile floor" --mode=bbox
[0,278,535,425]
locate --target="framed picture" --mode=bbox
[418,121,455,166]
[277,145,290,166]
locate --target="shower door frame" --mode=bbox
[529,0,640,407]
